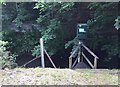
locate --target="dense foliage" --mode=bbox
[65,2,119,63]
[87,3,119,60]
[2,2,40,55]
[32,2,90,56]
[33,2,75,56]
[2,2,119,68]
[0,40,17,69]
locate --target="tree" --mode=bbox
[2,2,90,57]
[32,2,90,56]
[86,2,119,65]
[65,2,119,68]
[2,2,119,68]
[2,2,40,55]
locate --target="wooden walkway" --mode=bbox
[73,62,90,69]
[69,41,99,69]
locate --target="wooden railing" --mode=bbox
[20,38,56,68]
[69,41,99,69]
[82,43,99,69]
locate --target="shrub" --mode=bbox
[0,40,17,69]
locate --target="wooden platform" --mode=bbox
[73,62,90,69]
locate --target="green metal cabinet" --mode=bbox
[77,23,87,40]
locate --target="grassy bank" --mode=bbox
[0,68,119,85]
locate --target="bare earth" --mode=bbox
[0,68,119,86]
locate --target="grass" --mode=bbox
[0,68,119,85]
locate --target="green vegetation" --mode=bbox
[1,2,119,86]
[114,16,120,30]
[1,2,119,69]
[0,40,17,69]
[2,2,40,55]
[87,2,119,60]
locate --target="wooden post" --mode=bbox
[77,51,80,63]
[40,38,45,68]
[94,58,97,69]
[69,57,72,69]
[79,41,83,62]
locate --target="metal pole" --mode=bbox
[40,38,45,68]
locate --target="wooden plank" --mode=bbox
[44,48,56,68]
[20,55,40,67]
[82,52,94,69]
[82,43,99,59]
[40,38,45,68]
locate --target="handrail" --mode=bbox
[72,56,79,68]
[69,46,79,68]
[69,46,79,58]
[72,49,82,68]
[69,41,99,69]
[82,43,99,59]
[20,48,56,68]
[44,48,56,68]
[82,52,94,69]
[20,55,40,67]
[81,43,99,69]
